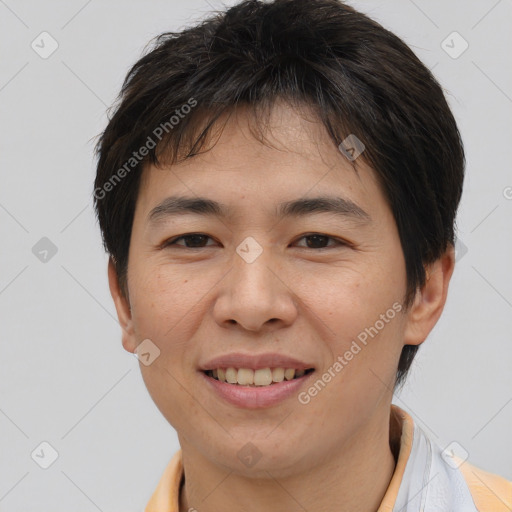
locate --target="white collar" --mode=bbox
[393,422,477,511]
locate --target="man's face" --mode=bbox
[121,102,411,476]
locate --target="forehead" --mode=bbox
[135,101,384,222]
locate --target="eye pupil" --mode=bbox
[186,234,208,247]
[306,235,329,249]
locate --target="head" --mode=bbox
[94,0,464,476]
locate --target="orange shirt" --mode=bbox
[145,405,512,511]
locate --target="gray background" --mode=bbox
[1,0,511,510]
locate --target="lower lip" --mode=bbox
[200,371,314,409]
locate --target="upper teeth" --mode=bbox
[210,367,306,386]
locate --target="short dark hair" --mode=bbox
[93,0,465,388]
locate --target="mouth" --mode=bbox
[203,367,315,387]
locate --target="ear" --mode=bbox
[108,257,137,353]
[403,244,456,346]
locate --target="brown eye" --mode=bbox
[295,234,345,249]
[164,234,215,248]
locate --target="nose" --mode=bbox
[212,245,298,332]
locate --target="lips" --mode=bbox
[200,367,314,408]
[198,352,316,408]
[199,352,315,372]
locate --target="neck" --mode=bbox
[178,408,397,512]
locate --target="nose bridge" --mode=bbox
[213,235,297,331]
[234,238,275,299]
[233,234,280,303]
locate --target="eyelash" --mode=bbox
[161,233,349,250]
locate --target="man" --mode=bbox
[93,0,512,510]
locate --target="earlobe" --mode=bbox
[107,258,137,353]
[403,244,456,347]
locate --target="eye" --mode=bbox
[161,233,348,250]
[293,233,347,249]
[162,233,217,249]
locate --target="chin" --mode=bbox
[200,436,313,478]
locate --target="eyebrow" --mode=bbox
[147,195,371,225]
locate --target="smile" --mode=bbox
[201,367,315,409]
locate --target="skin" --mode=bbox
[109,100,455,512]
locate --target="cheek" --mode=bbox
[304,259,403,333]
[130,266,206,428]
[303,256,406,384]
[130,264,203,340]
